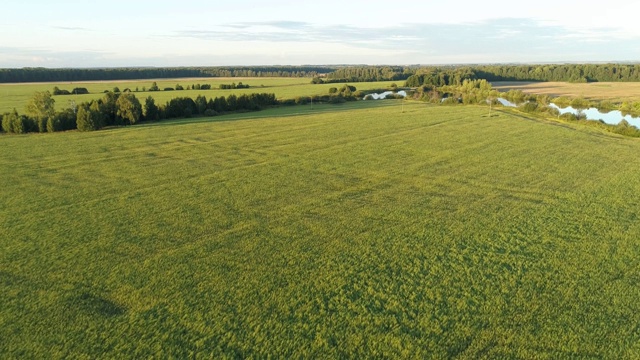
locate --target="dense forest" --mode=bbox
[4,64,640,84]
[322,66,414,82]
[0,66,336,83]
[317,64,640,85]
[473,64,640,82]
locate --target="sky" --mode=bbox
[2,0,640,68]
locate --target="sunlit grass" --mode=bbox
[2,102,640,357]
[0,77,399,113]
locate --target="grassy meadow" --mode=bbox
[3,101,640,357]
[0,78,399,113]
[493,81,640,103]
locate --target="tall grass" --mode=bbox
[2,102,640,357]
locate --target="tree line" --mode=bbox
[473,64,640,83]
[403,64,640,87]
[319,66,414,83]
[52,81,250,95]
[1,91,278,133]
[313,64,640,85]
[0,66,337,83]
[6,64,640,84]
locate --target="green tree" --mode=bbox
[570,97,590,110]
[26,91,55,133]
[227,94,238,111]
[100,92,120,125]
[195,95,207,115]
[2,109,26,134]
[405,74,422,87]
[213,96,228,112]
[47,108,77,132]
[76,102,103,131]
[115,93,142,125]
[144,96,159,121]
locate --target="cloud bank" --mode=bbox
[1,18,638,67]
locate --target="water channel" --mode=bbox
[363,91,407,100]
[497,98,640,128]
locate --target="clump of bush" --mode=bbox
[219,82,250,90]
[53,87,89,95]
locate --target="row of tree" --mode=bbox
[1,91,278,133]
[473,64,640,83]
[0,66,336,83]
[219,82,250,90]
[405,67,478,87]
[321,66,414,83]
[52,87,89,95]
[403,64,640,87]
[5,64,640,84]
[54,83,225,95]
[319,64,640,85]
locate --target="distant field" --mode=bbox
[0,77,399,113]
[3,101,640,357]
[493,81,640,102]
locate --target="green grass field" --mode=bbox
[2,101,640,358]
[0,77,399,113]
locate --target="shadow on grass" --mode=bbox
[65,290,126,317]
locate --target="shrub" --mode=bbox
[329,96,346,104]
[295,96,309,105]
[53,87,70,95]
[521,102,539,113]
[339,84,356,93]
[2,109,25,134]
[71,87,89,95]
[280,99,296,106]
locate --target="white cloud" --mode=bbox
[1,0,639,67]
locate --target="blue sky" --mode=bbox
[2,0,640,67]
